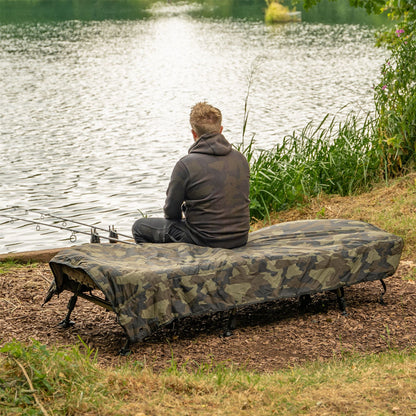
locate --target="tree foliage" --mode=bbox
[298,0,415,43]
[300,0,385,14]
[378,0,416,44]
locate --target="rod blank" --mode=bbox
[0,211,136,245]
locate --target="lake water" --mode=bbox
[0,0,389,253]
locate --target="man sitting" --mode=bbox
[132,102,250,249]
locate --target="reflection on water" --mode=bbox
[0,0,388,253]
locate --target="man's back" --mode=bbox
[164,132,250,248]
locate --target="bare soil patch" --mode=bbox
[1,261,416,373]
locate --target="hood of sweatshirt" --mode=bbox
[188,132,232,156]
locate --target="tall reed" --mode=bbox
[374,31,416,176]
[243,112,384,221]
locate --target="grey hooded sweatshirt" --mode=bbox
[163,132,250,249]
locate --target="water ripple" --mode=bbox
[0,16,387,253]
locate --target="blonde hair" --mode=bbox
[190,102,222,137]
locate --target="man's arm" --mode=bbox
[163,161,188,220]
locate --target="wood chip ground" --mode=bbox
[1,261,415,372]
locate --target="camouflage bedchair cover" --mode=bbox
[49,219,403,342]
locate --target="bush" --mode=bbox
[265,1,291,23]
[374,31,416,175]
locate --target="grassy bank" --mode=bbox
[2,337,416,415]
[252,171,416,261]
[2,173,416,415]
[1,338,416,415]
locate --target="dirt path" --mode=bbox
[1,261,416,372]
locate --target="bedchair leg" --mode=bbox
[299,294,312,310]
[58,294,78,328]
[222,309,237,338]
[119,339,132,356]
[336,287,347,316]
[379,279,387,305]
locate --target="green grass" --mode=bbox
[244,112,384,222]
[2,340,416,415]
[0,339,104,416]
[0,260,34,274]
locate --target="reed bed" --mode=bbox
[244,112,384,222]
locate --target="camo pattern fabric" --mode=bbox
[49,219,403,342]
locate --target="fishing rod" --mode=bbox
[0,211,136,245]
[13,207,134,240]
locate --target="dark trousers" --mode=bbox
[132,217,197,244]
